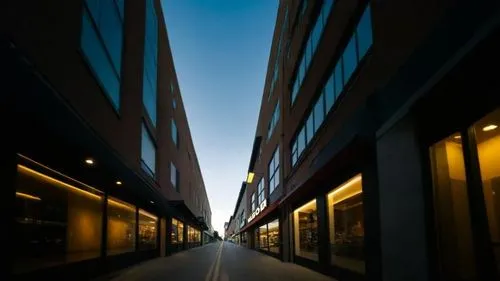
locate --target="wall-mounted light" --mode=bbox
[85,158,95,165]
[16,191,41,201]
[116,181,122,186]
[246,172,255,184]
[483,124,498,132]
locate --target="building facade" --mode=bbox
[1,0,213,280]
[230,0,500,280]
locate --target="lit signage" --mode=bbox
[247,200,267,223]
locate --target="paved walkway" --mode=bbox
[106,241,336,281]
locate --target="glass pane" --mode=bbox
[99,0,123,72]
[325,73,335,113]
[85,0,100,21]
[81,10,120,110]
[306,113,314,144]
[343,36,358,84]
[357,4,373,60]
[143,75,157,125]
[138,209,157,250]
[322,0,334,24]
[141,124,156,175]
[334,59,343,97]
[311,18,323,53]
[170,162,177,189]
[268,219,280,253]
[314,94,325,133]
[473,108,500,274]
[15,164,103,274]
[172,119,178,146]
[107,197,136,255]
[429,132,476,280]
[328,174,365,274]
[298,127,306,156]
[293,199,318,261]
[292,80,299,103]
[255,228,260,248]
[259,224,268,250]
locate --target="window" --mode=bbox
[268,147,280,194]
[138,209,157,250]
[268,219,280,253]
[107,197,136,255]
[306,113,314,144]
[171,218,184,244]
[293,199,318,261]
[251,192,256,211]
[473,109,500,274]
[173,98,177,109]
[142,0,159,125]
[268,101,280,140]
[313,94,325,133]
[430,133,475,279]
[328,174,365,274]
[290,4,373,168]
[258,179,265,204]
[290,0,333,104]
[259,224,268,250]
[81,0,124,110]
[172,119,178,148]
[14,163,103,273]
[170,162,178,191]
[188,226,201,245]
[268,7,288,100]
[141,123,156,177]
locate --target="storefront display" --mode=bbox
[171,218,184,245]
[138,209,158,250]
[107,197,136,255]
[327,175,365,274]
[267,219,279,253]
[293,199,318,261]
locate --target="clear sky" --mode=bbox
[161,0,278,236]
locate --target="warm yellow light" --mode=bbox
[483,124,498,132]
[16,191,41,201]
[139,209,158,220]
[454,135,461,139]
[18,165,102,201]
[108,197,136,212]
[295,199,317,213]
[85,158,95,165]
[246,172,255,184]
[116,181,122,185]
[328,174,362,204]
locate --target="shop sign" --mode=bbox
[247,200,267,223]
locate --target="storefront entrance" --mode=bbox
[429,107,500,280]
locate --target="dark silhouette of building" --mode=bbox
[230,0,500,280]
[1,0,213,280]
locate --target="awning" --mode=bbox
[239,200,280,233]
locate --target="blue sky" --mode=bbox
[161,0,278,235]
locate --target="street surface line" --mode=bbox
[211,242,224,281]
[205,242,223,281]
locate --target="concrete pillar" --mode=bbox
[376,114,429,281]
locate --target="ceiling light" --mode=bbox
[246,172,255,184]
[150,201,154,204]
[116,181,122,186]
[454,135,461,139]
[483,124,498,132]
[85,158,94,165]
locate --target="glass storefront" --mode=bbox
[293,199,318,261]
[268,219,279,253]
[187,225,201,245]
[327,174,365,274]
[473,108,500,274]
[430,132,476,280]
[138,209,158,250]
[15,164,103,274]
[259,224,268,250]
[107,197,136,255]
[171,218,184,245]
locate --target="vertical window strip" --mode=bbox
[291,0,334,105]
[290,3,372,168]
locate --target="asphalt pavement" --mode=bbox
[106,241,336,281]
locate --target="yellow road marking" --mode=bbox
[205,242,223,281]
[212,242,224,281]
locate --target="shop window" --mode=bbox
[138,209,157,250]
[171,218,184,244]
[187,226,201,245]
[268,219,280,253]
[14,164,103,274]
[293,199,318,261]
[259,224,268,250]
[107,197,136,255]
[430,133,476,280]
[254,228,260,249]
[473,108,500,273]
[327,174,365,274]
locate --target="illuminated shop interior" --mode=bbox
[293,199,318,261]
